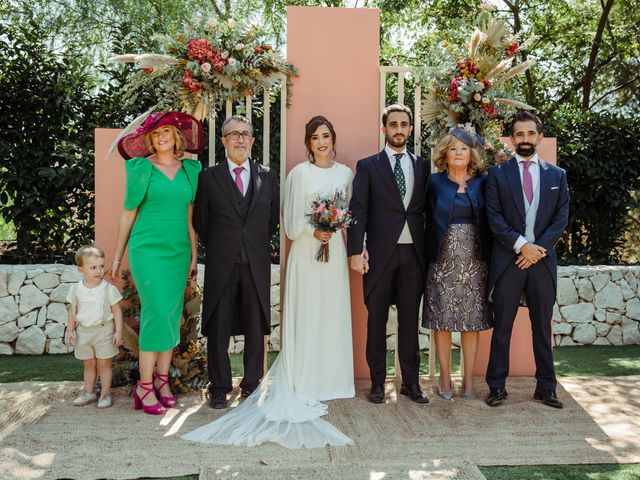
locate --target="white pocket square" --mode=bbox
[550,186,559,190]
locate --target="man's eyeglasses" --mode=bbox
[224,131,253,141]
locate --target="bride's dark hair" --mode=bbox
[304,115,337,162]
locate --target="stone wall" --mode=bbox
[553,266,640,346]
[1,264,639,355]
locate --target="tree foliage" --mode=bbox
[0,14,96,262]
[545,109,640,264]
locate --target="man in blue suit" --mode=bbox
[348,104,429,404]
[485,111,569,409]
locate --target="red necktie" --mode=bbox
[522,161,533,204]
[233,166,244,196]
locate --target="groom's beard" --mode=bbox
[515,142,536,157]
[386,133,408,148]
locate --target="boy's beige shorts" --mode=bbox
[74,320,118,360]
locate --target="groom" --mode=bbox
[348,104,429,404]
[485,110,569,409]
[193,115,279,409]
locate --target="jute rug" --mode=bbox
[1,376,638,480]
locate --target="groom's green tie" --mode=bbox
[393,153,406,197]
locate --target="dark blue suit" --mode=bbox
[485,156,569,391]
[348,150,428,385]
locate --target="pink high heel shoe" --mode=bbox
[154,372,177,408]
[133,380,166,415]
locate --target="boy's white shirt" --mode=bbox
[66,280,123,327]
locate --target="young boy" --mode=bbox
[65,244,123,408]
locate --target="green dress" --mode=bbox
[124,157,201,352]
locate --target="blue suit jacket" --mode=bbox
[485,156,570,298]
[347,150,428,300]
[425,171,491,265]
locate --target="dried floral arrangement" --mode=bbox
[421,11,536,158]
[110,17,298,120]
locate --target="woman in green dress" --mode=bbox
[110,112,203,415]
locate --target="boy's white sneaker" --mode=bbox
[72,392,98,406]
[97,395,113,408]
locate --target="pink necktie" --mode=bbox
[522,161,533,204]
[233,166,244,196]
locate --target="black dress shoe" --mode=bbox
[368,384,385,404]
[486,388,508,407]
[209,393,228,409]
[533,389,563,409]
[400,384,430,404]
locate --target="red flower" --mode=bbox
[457,60,479,78]
[182,71,202,93]
[481,104,498,119]
[261,45,272,51]
[254,46,263,54]
[483,80,492,91]
[505,42,519,57]
[208,50,228,73]
[187,38,214,62]
[449,76,462,102]
[143,67,154,74]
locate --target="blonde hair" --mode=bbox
[144,125,186,158]
[432,134,485,175]
[75,244,105,267]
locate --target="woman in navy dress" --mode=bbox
[423,128,493,400]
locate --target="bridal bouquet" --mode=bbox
[421,11,536,159]
[306,190,354,263]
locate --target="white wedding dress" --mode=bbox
[182,161,355,449]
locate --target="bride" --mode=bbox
[182,115,355,449]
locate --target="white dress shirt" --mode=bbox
[385,146,414,244]
[513,153,541,253]
[227,158,251,196]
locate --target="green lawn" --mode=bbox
[480,464,640,480]
[1,345,639,383]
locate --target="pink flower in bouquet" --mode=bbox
[201,62,212,73]
[187,38,214,63]
[473,92,482,102]
[315,203,326,215]
[482,96,490,104]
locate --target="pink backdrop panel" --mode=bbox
[473,136,558,376]
[286,6,381,379]
[95,129,127,269]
